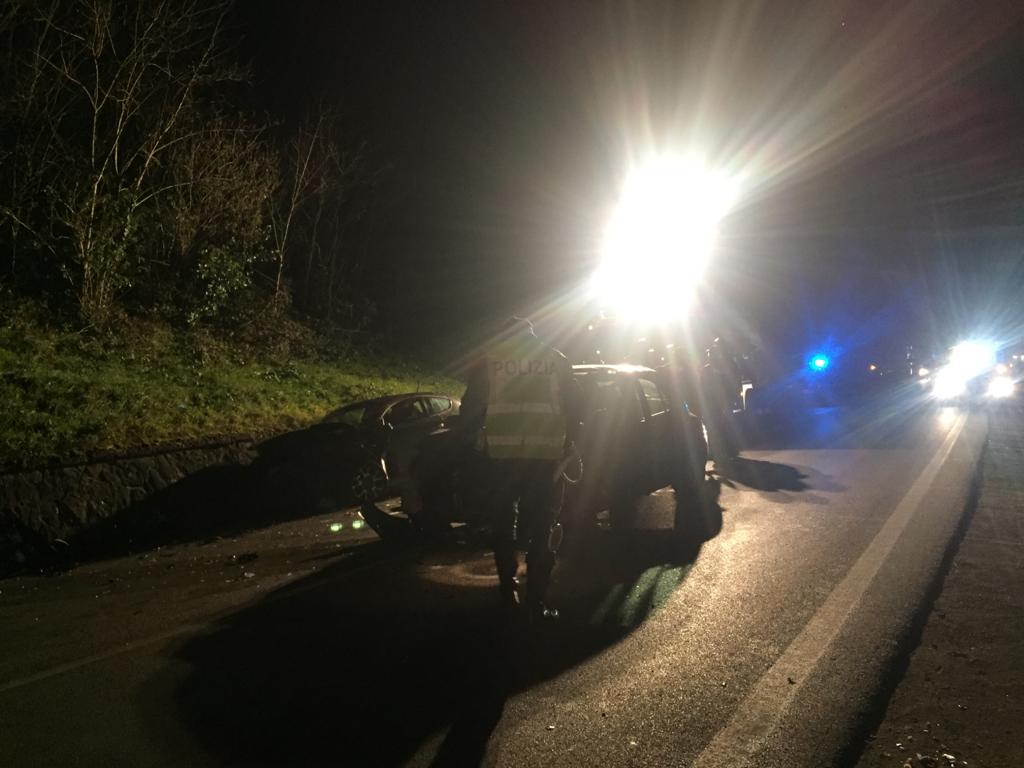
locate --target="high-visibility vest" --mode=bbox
[485,333,567,460]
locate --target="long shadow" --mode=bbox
[712,457,848,507]
[714,456,810,493]
[165,480,723,767]
[65,453,349,566]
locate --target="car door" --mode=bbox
[381,398,435,482]
[637,376,676,490]
[578,376,649,501]
[424,396,455,429]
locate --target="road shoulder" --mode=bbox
[856,405,1024,768]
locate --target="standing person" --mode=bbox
[700,337,742,462]
[460,317,581,621]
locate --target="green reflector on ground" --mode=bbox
[351,519,364,530]
[329,523,343,532]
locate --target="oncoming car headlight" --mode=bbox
[987,376,1015,399]
[932,368,967,400]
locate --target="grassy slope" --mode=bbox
[0,316,461,464]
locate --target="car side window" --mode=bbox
[639,378,667,417]
[385,399,428,427]
[586,380,620,414]
[427,396,451,415]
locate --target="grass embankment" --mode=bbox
[0,313,461,466]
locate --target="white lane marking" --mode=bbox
[693,413,968,768]
[0,552,395,694]
[0,622,207,694]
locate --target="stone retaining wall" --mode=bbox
[1,437,259,571]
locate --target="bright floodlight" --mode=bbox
[948,341,996,379]
[987,376,1014,399]
[591,155,739,324]
[810,354,830,371]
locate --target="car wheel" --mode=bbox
[351,460,388,503]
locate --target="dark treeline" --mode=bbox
[0,0,382,337]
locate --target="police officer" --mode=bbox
[460,317,581,621]
[700,337,742,462]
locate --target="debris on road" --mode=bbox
[895,751,963,768]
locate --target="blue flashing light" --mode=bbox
[810,354,830,371]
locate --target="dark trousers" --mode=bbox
[487,458,559,607]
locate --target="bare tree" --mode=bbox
[165,114,276,322]
[0,0,382,332]
[270,108,382,326]
[309,140,381,327]
[270,111,328,307]
[1,0,238,323]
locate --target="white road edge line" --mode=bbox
[692,413,968,768]
[0,552,396,694]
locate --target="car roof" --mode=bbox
[332,392,455,419]
[572,363,656,377]
[346,392,452,406]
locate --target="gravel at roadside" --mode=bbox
[856,404,1024,768]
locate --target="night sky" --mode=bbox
[239,0,1024,362]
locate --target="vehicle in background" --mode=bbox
[255,393,459,510]
[742,353,841,426]
[923,341,1018,404]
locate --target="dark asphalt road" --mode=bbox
[0,403,989,767]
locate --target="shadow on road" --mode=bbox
[715,456,810,492]
[712,457,846,506]
[166,479,723,767]
[66,456,347,566]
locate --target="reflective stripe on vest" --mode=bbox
[485,334,566,460]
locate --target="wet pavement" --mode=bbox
[0,401,1001,767]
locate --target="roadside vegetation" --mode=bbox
[0,0,457,464]
[0,297,460,465]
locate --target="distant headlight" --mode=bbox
[917,367,930,377]
[933,368,967,399]
[987,376,1015,399]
